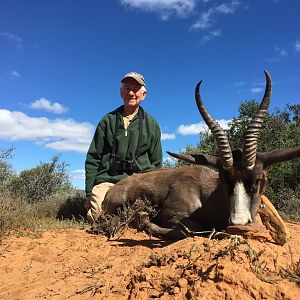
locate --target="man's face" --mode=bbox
[121,78,146,109]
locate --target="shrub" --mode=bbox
[0,149,87,236]
[0,190,87,237]
[8,155,74,204]
[0,146,15,192]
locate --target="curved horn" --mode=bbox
[195,81,233,170]
[242,70,272,170]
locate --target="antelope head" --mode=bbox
[169,71,300,226]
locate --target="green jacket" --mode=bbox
[85,105,162,197]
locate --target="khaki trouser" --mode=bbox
[86,182,115,224]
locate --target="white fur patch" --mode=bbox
[229,181,252,225]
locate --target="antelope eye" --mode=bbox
[251,179,261,192]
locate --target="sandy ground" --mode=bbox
[0,223,299,300]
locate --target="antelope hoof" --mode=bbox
[136,212,150,229]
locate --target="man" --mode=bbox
[85,72,163,223]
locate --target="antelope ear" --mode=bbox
[256,146,300,168]
[166,151,196,163]
[192,154,219,168]
[167,151,219,167]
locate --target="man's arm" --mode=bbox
[149,123,163,168]
[85,124,105,197]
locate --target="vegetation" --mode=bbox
[8,154,73,204]
[179,101,300,221]
[0,149,87,237]
[0,101,299,237]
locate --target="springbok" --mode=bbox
[101,71,300,240]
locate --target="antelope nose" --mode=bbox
[228,215,252,225]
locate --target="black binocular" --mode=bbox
[109,156,136,175]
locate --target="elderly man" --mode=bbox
[85,72,163,223]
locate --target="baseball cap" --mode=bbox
[121,72,146,87]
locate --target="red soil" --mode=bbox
[0,223,299,300]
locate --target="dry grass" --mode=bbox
[89,197,158,238]
[0,190,88,239]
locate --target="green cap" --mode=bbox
[121,72,146,87]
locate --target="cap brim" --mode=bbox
[121,76,145,86]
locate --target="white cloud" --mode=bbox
[201,28,222,43]
[216,1,240,14]
[191,0,241,30]
[295,39,300,52]
[234,81,245,87]
[275,46,288,57]
[0,32,23,49]
[120,0,242,40]
[191,9,213,29]
[120,0,196,19]
[45,140,89,153]
[251,87,263,93]
[10,70,21,79]
[70,169,85,180]
[0,109,94,153]
[214,119,230,130]
[163,155,176,165]
[251,77,268,93]
[266,46,288,63]
[29,98,69,114]
[4,70,21,80]
[177,119,230,135]
[177,122,208,135]
[161,132,176,140]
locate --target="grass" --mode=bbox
[0,190,88,239]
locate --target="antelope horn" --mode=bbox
[195,80,233,170]
[242,70,272,170]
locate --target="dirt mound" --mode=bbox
[0,223,299,300]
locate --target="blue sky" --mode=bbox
[1,0,299,189]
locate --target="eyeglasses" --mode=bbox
[123,85,143,93]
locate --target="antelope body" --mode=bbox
[102,71,300,239]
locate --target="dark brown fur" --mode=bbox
[102,147,300,239]
[102,165,227,238]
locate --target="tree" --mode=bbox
[0,146,15,190]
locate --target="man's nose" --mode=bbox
[128,90,135,95]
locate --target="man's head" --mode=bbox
[120,72,147,111]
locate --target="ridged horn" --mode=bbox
[195,80,233,170]
[242,70,272,170]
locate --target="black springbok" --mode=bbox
[102,71,300,239]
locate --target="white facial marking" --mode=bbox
[230,181,252,225]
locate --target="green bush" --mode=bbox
[0,148,87,236]
[0,146,15,192]
[8,155,74,204]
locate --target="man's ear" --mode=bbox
[141,90,147,100]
